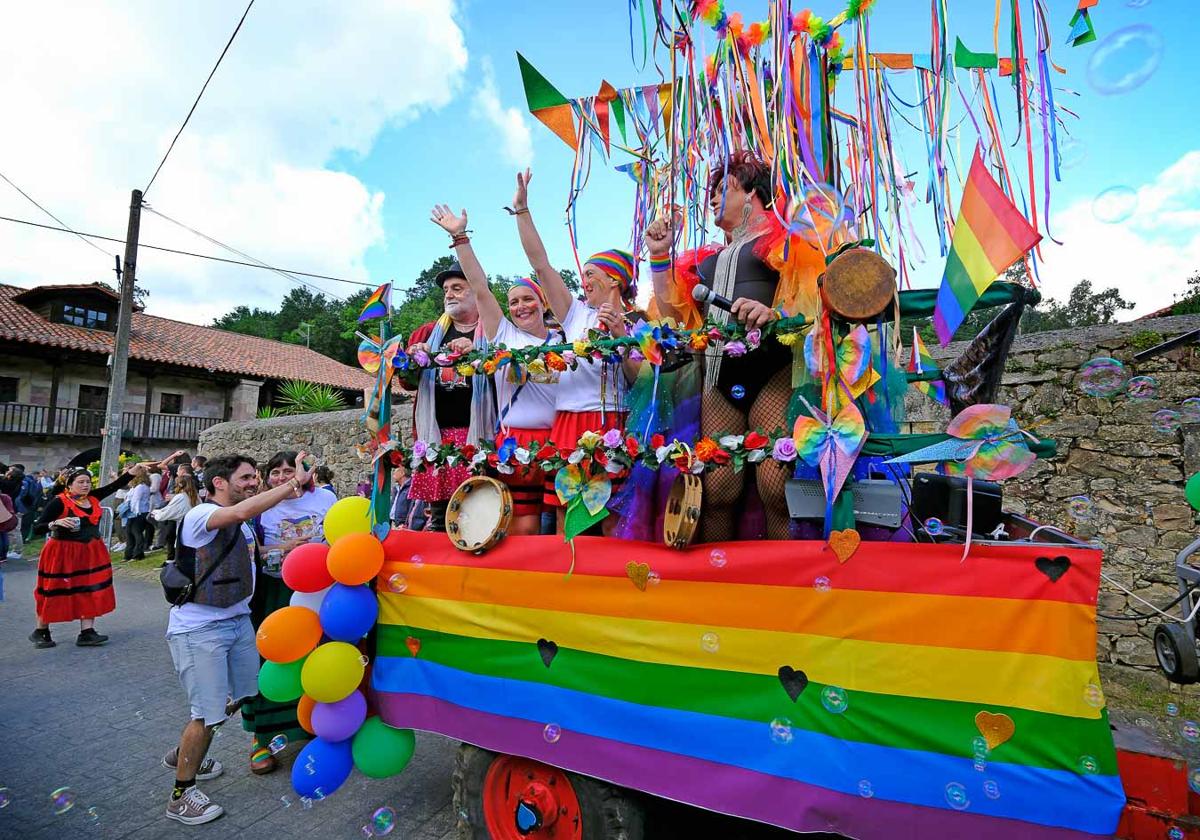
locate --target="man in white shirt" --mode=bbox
[162,452,312,826]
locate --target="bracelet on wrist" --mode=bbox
[449,234,470,249]
[649,254,672,273]
[504,206,529,216]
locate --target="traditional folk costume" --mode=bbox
[32,473,133,623]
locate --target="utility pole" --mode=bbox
[99,189,142,483]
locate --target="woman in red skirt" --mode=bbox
[30,454,179,648]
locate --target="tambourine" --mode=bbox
[446,477,513,553]
[663,472,703,549]
[820,248,897,322]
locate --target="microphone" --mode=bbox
[692,283,734,312]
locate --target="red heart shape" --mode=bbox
[406,636,421,657]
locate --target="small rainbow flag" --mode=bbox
[909,327,948,405]
[357,282,391,322]
[933,149,1041,345]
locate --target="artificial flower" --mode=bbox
[689,332,711,351]
[602,428,623,448]
[772,437,798,462]
[579,430,603,449]
[744,431,770,450]
[545,351,568,372]
[651,433,666,449]
[695,437,721,462]
[724,341,748,357]
[625,436,640,457]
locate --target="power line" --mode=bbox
[0,170,114,258]
[0,213,373,289]
[143,0,255,198]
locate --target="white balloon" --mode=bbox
[290,585,332,614]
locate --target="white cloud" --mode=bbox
[471,57,534,169]
[0,0,468,323]
[1037,150,1200,316]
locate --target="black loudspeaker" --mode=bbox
[910,473,1003,536]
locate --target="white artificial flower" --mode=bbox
[568,449,586,465]
[719,434,744,449]
[514,447,532,465]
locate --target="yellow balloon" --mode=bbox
[323,496,372,544]
[301,641,366,704]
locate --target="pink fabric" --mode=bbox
[409,427,472,502]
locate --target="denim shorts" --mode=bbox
[167,615,259,726]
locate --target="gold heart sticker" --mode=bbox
[975,711,1015,750]
[828,529,861,564]
[626,561,650,591]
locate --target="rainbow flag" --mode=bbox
[373,532,1123,838]
[357,282,391,322]
[933,149,1041,345]
[909,327,948,405]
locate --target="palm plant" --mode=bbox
[272,380,349,415]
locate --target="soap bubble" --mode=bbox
[1078,755,1100,775]
[1092,186,1138,224]
[1182,721,1200,743]
[280,796,292,808]
[360,654,371,667]
[731,385,747,400]
[983,780,1000,800]
[50,787,76,815]
[1152,409,1182,435]
[769,717,794,745]
[944,782,969,811]
[973,758,987,772]
[1169,828,1184,840]
[86,806,100,823]
[647,571,662,586]
[1126,376,1158,400]
[1183,398,1200,424]
[1058,137,1086,170]
[701,632,721,653]
[1189,765,1200,794]
[1087,24,1164,96]
[0,788,9,809]
[857,780,874,798]
[709,549,727,569]
[543,723,561,744]
[923,517,944,537]
[1168,702,1180,717]
[1127,0,1150,8]
[814,576,832,593]
[371,806,397,836]
[1078,358,1128,397]
[820,685,848,714]
[1135,717,1154,730]
[268,734,288,754]
[409,554,424,567]
[362,826,375,838]
[1084,682,1105,708]
[1067,496,1095,521]
[387,573,408,594]
[971,736,990,758]
[301,797,314,810]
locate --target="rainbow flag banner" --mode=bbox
[357,282,391,322]
[373,532,1124,838]
[909,327,948,405]
[933,148,1041,345]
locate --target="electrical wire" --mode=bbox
[0,213,372,289]
[143,0,255,198]
[1099,573,1200,624]
[0,170,113,258]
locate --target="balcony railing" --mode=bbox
[0,403,222,442]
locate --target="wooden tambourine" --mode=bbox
[446,477,513,553]
[663,472,703,549]
[820,248,897,322]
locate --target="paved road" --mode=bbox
[0,557,459,840]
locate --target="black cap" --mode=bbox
[434,261,466,287]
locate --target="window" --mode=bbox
[53,303,112,331]
[0,376,17,403]
[159,393,183,415]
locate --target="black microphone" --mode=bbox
[692,283,734,312]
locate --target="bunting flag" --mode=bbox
[1067,3,1098,48]
[932,149,1042,346]
[908,328,948,405]
[357,282,392,322]
[517,52,578,149]
[373,533,1124,839]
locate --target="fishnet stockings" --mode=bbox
[750,367,796,540]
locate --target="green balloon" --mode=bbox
[351,716,415,779]
[1187,473,1200,512]
[259,657,306,702]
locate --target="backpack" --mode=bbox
[0,494,16,534]
[17,475,38,511]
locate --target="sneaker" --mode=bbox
[76,629,109,646]
[110,542,126,552]
[29,629,56,649]
[6,551,20,561]
[165,787,223,825]
[162,748,223,781]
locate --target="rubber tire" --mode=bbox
[453,743,646,840]
[1154,622,1200,685]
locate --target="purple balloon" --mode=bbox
[311,690,368,742]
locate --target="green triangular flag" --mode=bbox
[953,36,998,70]
[517,51,569,110]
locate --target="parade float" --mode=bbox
[251,2,1200,838]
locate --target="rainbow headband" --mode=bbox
[587,249,636,297]
[510,276,547,307]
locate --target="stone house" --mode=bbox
[0,282,373,471]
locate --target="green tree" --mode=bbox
[1021,279,1134,333]
[1170,271,1200,315]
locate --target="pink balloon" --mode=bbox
[310,690,368,742]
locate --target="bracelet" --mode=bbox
[649,254,672,273]
[504,206,530,216]
[449,234,470,249]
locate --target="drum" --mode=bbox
[663,473,703,549]
[820,248,897,322]
[446,477,513,553]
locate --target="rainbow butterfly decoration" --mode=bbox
[792,396,868,536]
[358,334,406,436]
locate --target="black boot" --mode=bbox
[428,501,449,533]
[29,628,56,649]
[76,628,109,647]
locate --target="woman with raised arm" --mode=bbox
[508,169,642,533]
[430,204,562,535]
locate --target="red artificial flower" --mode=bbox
[536,444,558,460]
[672,453,691,471]
[594,449,609,466]
[625,436,640,457]
[711,448,732,465]
[744,431,770,450]
[461,444,477,460]
[486,453,499,467]
[651,433,666,449]
[388,450,404,467]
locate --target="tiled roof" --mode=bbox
[0,283,372,390]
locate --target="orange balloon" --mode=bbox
[255,606,323,663]
[327,532,386,585]
[297,693,316,735]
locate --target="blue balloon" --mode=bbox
[291,736,353,799]
[318,583,379,642]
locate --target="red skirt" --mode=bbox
[543,410,629,509]
[494,427,552,517]
[35,538,116,623]
[409,427,473,502]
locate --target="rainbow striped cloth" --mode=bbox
[357,282,391,322]
[373,533,1123,838]
[908,327,948,405]
[933,148,1040,345]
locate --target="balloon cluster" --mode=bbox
[254,496,416,799]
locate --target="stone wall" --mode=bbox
[198,397,414,492]
[909,314,1200,671]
